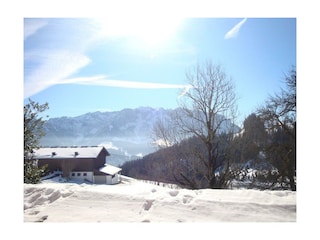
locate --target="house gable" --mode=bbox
[34,146,121,184]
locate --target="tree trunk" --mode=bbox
[289,175,296,191]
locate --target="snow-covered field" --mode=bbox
[24,176,296,223]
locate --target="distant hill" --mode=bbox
[41,107,240,166]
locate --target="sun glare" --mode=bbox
[95,17,182,49]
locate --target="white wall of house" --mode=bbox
[106,174,121,184]
[113,174,121,184]
[94,175,107,184]
[66,171,121,185]
[70,171,94,183]
[92,174,121,184]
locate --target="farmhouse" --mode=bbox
[34,146,122,184]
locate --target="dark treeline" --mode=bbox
[121,112,295,190]
[121,113,295,190]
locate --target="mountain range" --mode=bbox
[40,107,240,166]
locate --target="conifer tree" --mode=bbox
[24,99,49,183]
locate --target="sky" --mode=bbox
[24,18,296,123]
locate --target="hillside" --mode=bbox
[24,176,296,223]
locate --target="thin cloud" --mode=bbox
[24,18,192,98]
[224,18,247,39]
[24,19,97,98]
[24,48,190,98]
[63,75,191,90]
[24,19,48,40]
[24,50,91,98]
[178,85,192,98]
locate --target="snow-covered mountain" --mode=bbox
[41,107,240,166]
[41,107,173,166]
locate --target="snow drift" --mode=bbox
[24,176,296,222]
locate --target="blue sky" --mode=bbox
[24,18,296,123]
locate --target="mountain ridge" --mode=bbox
[40,107,240,166]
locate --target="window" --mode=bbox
[83,173,87,176]
[77,173,81,176]
[71,173,75,176]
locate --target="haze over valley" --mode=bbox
[41,107,239,166]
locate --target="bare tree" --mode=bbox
[154,61,238,189]
[257,67,296,191]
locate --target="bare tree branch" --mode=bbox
[153,61,239,189]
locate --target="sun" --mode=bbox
[134,17,182,47]
[95,16,182,49]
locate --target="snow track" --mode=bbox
[24,177,296,222]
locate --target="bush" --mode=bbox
[24,159,47,184]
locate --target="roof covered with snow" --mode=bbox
[99,164,122,175]
[34,146,110,159]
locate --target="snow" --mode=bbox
[99,164,122,175]
[0,167,310,240]
[20,175,309,240]
[34,146,106,158]
[24,176,296,223]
